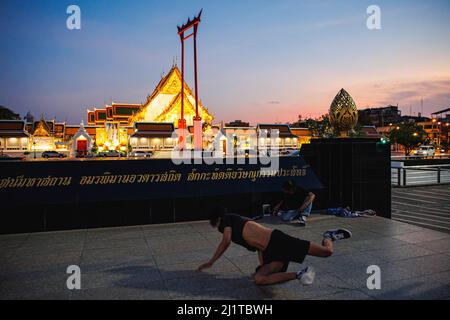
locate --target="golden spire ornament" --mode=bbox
[329,88,358,137]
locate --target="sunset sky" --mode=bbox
[1,0,449,124]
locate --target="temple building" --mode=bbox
[0,120,30,154]
[86,65,214,152]
[256,124,298,149]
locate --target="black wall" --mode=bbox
[0,157,321,234]
[0,138,392,234]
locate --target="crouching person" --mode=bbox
[197,211,351,286]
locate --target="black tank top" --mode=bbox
[218,214,257,252]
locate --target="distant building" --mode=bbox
[359,126,381,138]
[400,115,430,123]
[358,105,402,127]
[256,124,298,150]
[0,120,30,154]
[290,127,312,146]
[431,108,450,122]
[225,120,250,127]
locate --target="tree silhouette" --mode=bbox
[389,122,427,156]
[0,106,20,120]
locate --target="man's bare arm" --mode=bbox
[299,192,315,211]
[197,227,232,271]
[273,200,283,215]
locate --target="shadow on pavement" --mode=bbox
[106,265,274,299]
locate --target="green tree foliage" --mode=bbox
[0,106,20,120]
[389,122,427,155]
[91,141,98,153]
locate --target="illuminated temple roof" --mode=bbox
[86,65,213,127]
[0,120,30,137]
[131,65,213,126]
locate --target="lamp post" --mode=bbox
[177,10,203,151]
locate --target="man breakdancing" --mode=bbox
[197,211,351,285]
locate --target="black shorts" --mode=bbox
[262,229,310,272]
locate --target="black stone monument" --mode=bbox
[300,138,391,218]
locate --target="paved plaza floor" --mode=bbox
[1,215,450,300]
[392,185,450,234]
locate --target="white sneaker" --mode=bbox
[297,266,315,285]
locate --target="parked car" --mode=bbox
[414,145,435,157]
[98,150,123,158]
[0,154,24,161]
[280,149,300,157]
[42,151,67,158]
[129,151,153,158]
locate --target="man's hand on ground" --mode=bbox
[197,261,213,272]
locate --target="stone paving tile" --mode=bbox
[2,215,450,300]
[158,259,243,281]
[416,238,450,254]
[391,254,450,277]
[2,252,81,275]
[262,271,351,300]
[313,289,374,300]
[188,222,216,233]
[328,242,363,257]
[359,278,450,300]
[146,232,206,244]
[81,265,163,290]
[226,254,260,274]
[0,271,72,300]
[0,234,30,249]
[176,286,272,300]
[83,237,148,250]
[198,231,223,242]
[306,252,386,275]
[153,249,215,266]
[223,244,256,258]
[70,280,169,300]
[165,274,255,299]
[0,247,19,265]
[80,257,158,274]
[369,244,436,262]
[422,271,450,286]
[27,229,87,241]
[80,248,155,272]
[358,222,424,237]
[15,241,84,257]
[148,239,215,255]
[345,237,409,252]
[142,224,197,238]
[393,230,450,244]
[332,262,416,289]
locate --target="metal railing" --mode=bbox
[391,166,450,186]
[391,154,450,160]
